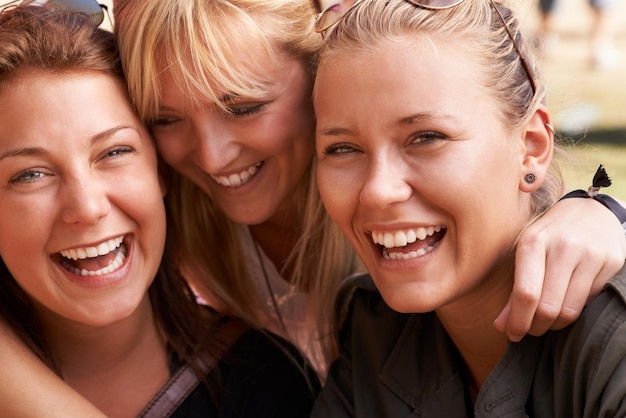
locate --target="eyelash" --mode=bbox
[410,131,446,144]
[8,147,134,185]
[104,146,134,159]
[150,102,265,127]
[323,131,447,156]
[150,117,179,128]
[10,169,45,184]
[324,143,357,156]
[226,103,265,117]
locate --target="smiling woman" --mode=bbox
[312,0,626,416]
[0,71,165,326]
[0,5,319,417]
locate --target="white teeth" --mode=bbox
[372,226,442,249]
[60,236,124,260]
[383,245,434,260]
[211,162,262,187]
[62,246,127,277]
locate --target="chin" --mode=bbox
[378,284,444,314]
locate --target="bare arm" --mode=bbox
[0,319,107,418]
[495,196,626,341]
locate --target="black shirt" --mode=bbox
[169,328,320,418]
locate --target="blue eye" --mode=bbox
[10,169,46,184]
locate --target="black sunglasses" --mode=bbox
[313,0,537,97]
[1,0,110,27]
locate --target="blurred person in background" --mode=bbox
[538,0,621,69]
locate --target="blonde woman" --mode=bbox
[311,0,626,415]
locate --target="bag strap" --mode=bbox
[138,318,249,418]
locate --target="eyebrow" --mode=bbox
[398,112,457,125]
[0,125,138,163]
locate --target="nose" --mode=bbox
[61,177,111,225]
[359,152,412,209]
[192,115,240,174]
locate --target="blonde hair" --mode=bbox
[114,0,321,119]
[317,0,565,216]
[114,0,362,366]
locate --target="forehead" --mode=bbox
[0,71,142,144]
[315,36,486,112]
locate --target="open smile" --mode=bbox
[211,161,263,187]
[370,226,446,260]
[56,235,128,276]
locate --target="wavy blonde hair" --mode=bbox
[114,0,362,366]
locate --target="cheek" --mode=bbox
[0,216,46,289]
[153,131,190,168]
[0,197,53,254]
[317,165,360,227]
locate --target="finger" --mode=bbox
[549,258,623,331]
[493,299,511,334]
[589,251,626,296]
[546,266,592,331]
[524,237,581,336]
[505,235,547,342]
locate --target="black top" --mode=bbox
[170,327,320,418]
[313,268,626,417]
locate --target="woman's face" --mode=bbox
[0,71,166,327]
[315,38,531,314]
[151,53,315,226]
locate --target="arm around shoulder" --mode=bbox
[0,318,106,418]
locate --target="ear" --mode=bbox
[520,104,554,192]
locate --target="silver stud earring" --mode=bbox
[524,173,536,184]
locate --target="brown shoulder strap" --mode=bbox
[138,318,249,418]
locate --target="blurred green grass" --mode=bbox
[560,142,626,201]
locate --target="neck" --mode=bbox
[249,177,308,279]
[436,258,514,401]
[40,296,169,418]
[250,220,297,279]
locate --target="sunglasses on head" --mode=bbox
[1,0,110,27]
[313,0,537,97]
